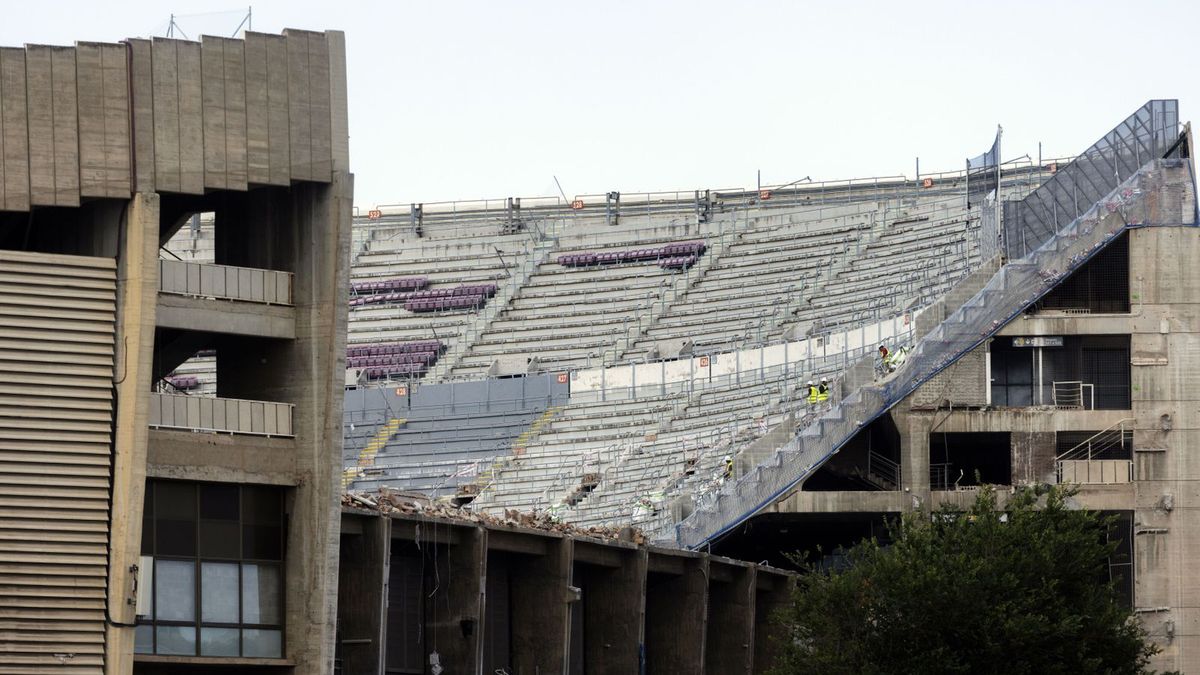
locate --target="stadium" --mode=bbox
[0,23,1196,675]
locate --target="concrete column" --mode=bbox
[279,172,353,674]
[104,192,160,675]
[645,551,709,674]
[337,515,390,675]
[426,525,487,673]
[706,562,755,674]
[510,537,574,674]
[903,410,931,507]
[573,545,648,674]
[752,571,794,674]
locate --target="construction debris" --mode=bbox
[342,488,647,544]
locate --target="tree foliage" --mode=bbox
[770,485,1166,675]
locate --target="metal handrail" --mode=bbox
[1055,418,1135,462]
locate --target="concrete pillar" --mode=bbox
[706,562,755,674]
[510,537,574,674]
[104,192,160,675]
[279,172,353,674]
[645,551,709,674]
[903,410,931,507]
[572,545,648,675]
[337,515,390,675]
[426,525,487,672]
[752,571,794,674]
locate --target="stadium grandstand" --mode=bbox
[157,98,1200,672]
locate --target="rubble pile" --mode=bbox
[342,489,647,544]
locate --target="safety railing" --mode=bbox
[353,160,1065,243]
[158,259,293,306]
[1051,381,1095,410]
[1054,418,1134,485]
[866,450,900,488]
[149,392,294,437]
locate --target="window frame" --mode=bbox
[136,480,286,659]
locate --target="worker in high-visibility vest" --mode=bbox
[817,378,830,403]
[806,380,819,405]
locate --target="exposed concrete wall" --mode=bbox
[645,550,709,674]
[337,515,390,674]
[2,31,343,212]
[574,544,647,675]
[427,525,487,672]
[706,562,755,674]
[509,536,574,673]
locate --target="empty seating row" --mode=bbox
[347,340,444,358]
[165,375,199,390]
[346,352,438,369]
[351,276,429,294]
[557,240,707,268]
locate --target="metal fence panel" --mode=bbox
[1002,100,1178,259]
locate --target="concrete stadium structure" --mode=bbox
[5,27,1193,673]
[0,29,351,674]
[323,101,1200,673]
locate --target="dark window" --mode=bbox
[993,336,1130,410]
[929,432,1012,489]
[136,480,285,658]
[990,341,1033,406]
[1083,343,1131,410]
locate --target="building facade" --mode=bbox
[0,30,351,674]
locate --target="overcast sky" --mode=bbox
[2,1,1196,209]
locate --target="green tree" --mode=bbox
[771,485,1166,675]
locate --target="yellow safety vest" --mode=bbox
[807,386,819,404]
[817,385,829,402]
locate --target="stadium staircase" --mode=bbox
[425,221,565,381]
[613,211,743,360]
[343,416,406,488]
[663,158,1193,549]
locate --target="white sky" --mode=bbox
[2,1,1196,210]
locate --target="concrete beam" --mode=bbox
[146,428,297,485]
[645,550,708,674]
[706,560,755,674]
[155,292,296,339]
[337,514,390,675]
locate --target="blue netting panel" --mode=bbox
[665,159,1191,549]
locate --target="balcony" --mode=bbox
[159,259,293,304]
[1056,459,1133,484]
[149,392,294,437]
[157,260,296,338]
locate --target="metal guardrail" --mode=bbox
[159,259,293,306]
[149,392,294,437]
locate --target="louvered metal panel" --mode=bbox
[0,250,115,673]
